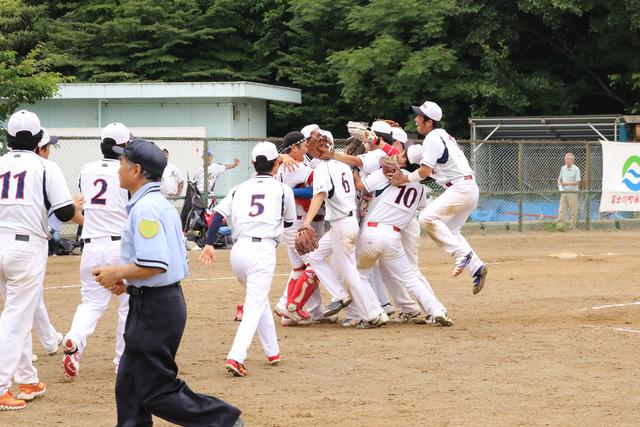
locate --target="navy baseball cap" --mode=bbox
[281,131,306,152]
[113,138,167,178]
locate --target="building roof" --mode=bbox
[54,82,301,104]
[468,115,624,141]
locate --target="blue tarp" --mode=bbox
[469,195,632,222]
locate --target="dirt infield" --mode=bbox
[2,231,639,426]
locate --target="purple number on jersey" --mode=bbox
[0,170,27,199]
[341,172,351,193]
[394,186,418,208]
[91,178,108,205]
[249,194,265,217]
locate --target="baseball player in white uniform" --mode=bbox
[358,161,453,326]
[303,131,388,328]
[193,149,240,195]
[32,130,64,355]
[200,141,296,377]
[61,122,131,380]
[389,101,487,294]
[159,147,185,197]
[0,110,78,410]
[273,131,326,325]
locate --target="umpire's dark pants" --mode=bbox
[116,283,240,427]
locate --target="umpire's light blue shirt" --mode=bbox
[121,182,188,287]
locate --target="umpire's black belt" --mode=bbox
[126,282,180,296]
[83,236,121,244]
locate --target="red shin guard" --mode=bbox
[287,267,319,312]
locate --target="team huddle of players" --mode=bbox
[200,100,488,378]
[0,99,488,407]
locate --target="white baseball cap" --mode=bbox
[301,124,320,139]
[7,110,42,137]
[407,144,423,165]
[252,141,279,161]
[38,129,59,148]
[411,101,443,121]
[320,129,334,143]
[370,120,393,136]
[392,128,408,144]
[101,122,131,145]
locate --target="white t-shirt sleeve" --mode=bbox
[362,169,389,193]
[213,186,237,218]
[209,163,226,176]
[358,151,386,175]
[283,185,296,223]
[420,134,445,168]
[45,162,73,211]
[312,163,332,195]
[575,167,581,182]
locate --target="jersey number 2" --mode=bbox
[0,171,27,199]
[91,178,108,205]
[249,194,265,217]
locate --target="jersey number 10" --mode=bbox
[394,185,418,208]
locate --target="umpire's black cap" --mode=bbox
[113,138,167,178]
[281,131,306,153]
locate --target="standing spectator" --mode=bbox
[159,147,185,198]
[193,148,240,196]
[557,152,581,230]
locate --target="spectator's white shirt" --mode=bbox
[160,162,185,196]
[559,164,581,191]
[194,163,226,193]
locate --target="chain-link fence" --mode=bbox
[462,140,640,233]
[37,136,640,236]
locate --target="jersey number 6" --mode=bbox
[249,194,265,217]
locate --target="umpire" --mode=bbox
[93,139,241,427]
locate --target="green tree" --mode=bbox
[44,0,262,82]
[0,0,64,123]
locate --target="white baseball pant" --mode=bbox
[33,291,60,353]
[307,216,383,322]
[356,224,443,315]
[65,238,128,368]
[0,234,48,395]
[402,217,446,315]
[228,238,279,363]
[418,181,484,275]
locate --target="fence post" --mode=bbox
[585,143,591,231]
[518,143,523,232]
[203,139,209,202]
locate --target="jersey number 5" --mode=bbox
[0,171,27,199]
[249,194,265,217]
[91,178,108,205]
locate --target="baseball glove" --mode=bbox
[295,224,319,255]
[347,121,368,142]
[380,154,400,175]
[306,132,333,159]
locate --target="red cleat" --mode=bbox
[266,354,281,366]
[234,304,244,321]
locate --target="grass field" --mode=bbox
[2,231,639,426]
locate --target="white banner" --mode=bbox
[600,141,640,211]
